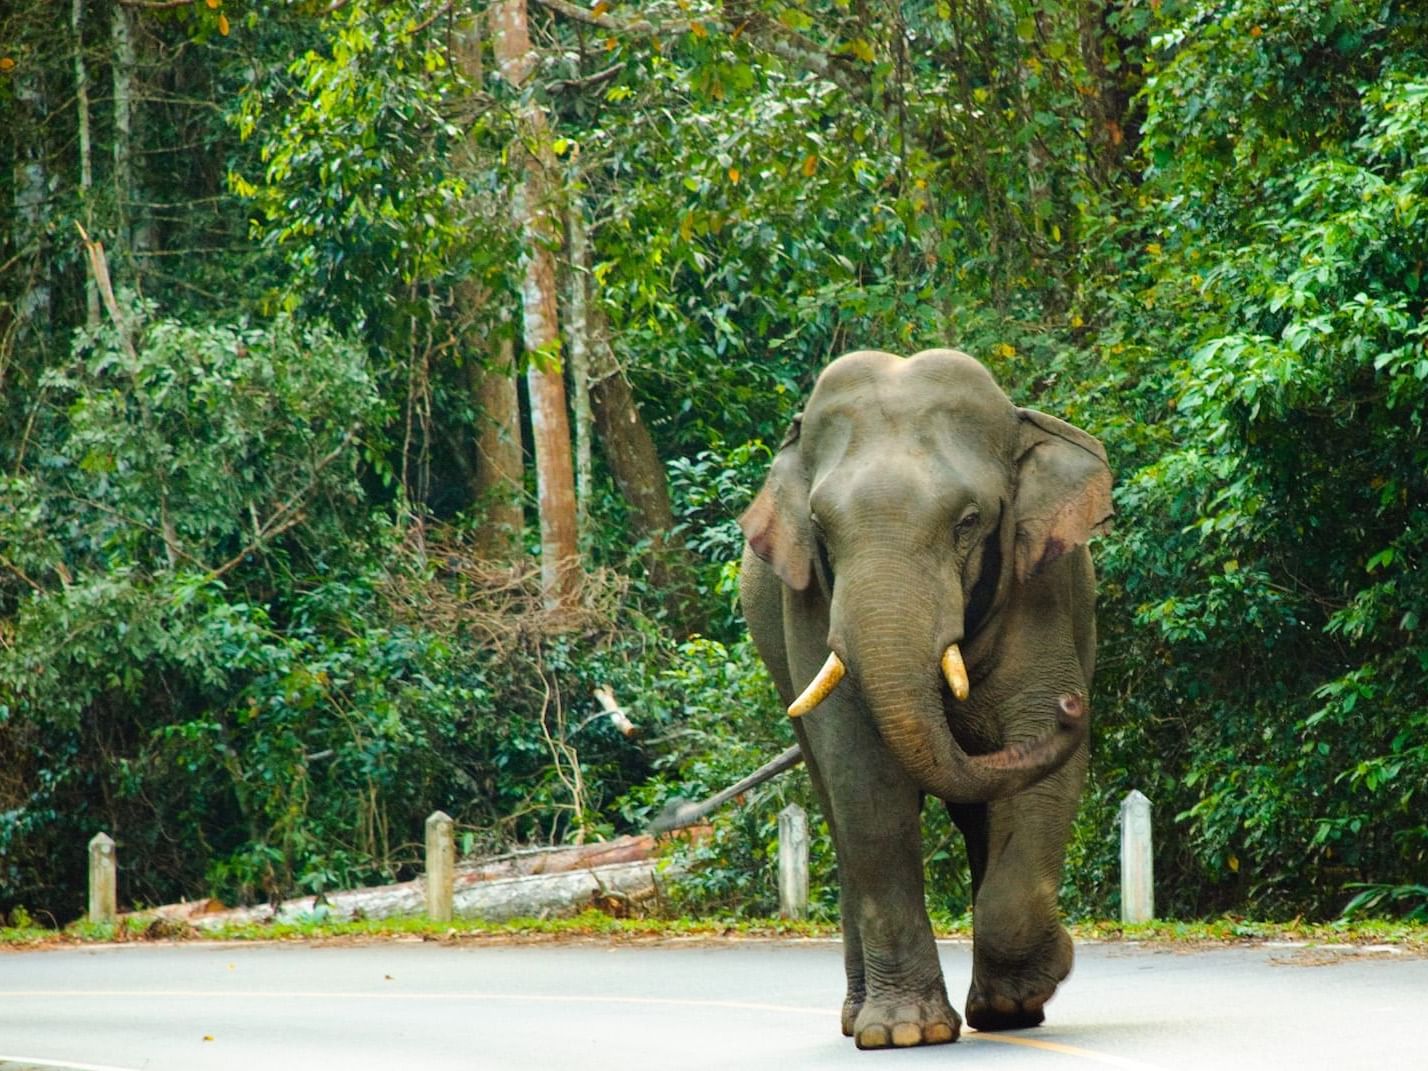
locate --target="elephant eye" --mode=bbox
[955,509,982,537]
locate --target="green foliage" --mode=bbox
[234,1,506,326]
[611,635,836,919]
[1066,0,1428,918]
[6,0,1428,927]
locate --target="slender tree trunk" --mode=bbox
[565,201,594,546]
[452,8,525,560]
[470,338,526,559]
[1078,0,1139,187]
[586,302,704,633]
[565,204,702,630]
[73,0,98,327]
[111,3,137,262]
[491,0,580,608]
[1017,7,1051,233]
[13,66,52,345]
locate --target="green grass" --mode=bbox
[3,912,1425,949]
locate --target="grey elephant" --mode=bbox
[738,348,1111,1049]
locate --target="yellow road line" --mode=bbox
[967,1030,1171,1070]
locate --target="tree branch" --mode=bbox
[530,0,653,34]
[549,61,623,92]
[409,0,454,36]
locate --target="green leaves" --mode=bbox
[1080,0,1428,918]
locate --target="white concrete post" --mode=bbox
[778,803,809,921]
[88,832,117,924]
[1120,790,1154,924]
[425,811,455,923]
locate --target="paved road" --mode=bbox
[1,937,1424,1070]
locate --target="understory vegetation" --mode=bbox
[2,0,1425,925]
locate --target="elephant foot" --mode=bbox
[967,921,1072,1031]
[964,985,1051,1031]
[851,991,961,1049]
[841,996,861,1038]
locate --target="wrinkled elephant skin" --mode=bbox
[739,349,1112,1049]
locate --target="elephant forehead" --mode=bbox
[807,349,1013,425]
[804,389,1014,471]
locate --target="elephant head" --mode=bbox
[740,349,1112,803]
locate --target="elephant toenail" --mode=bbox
[891,1022,923,1047]
[925,1022,957,1043]
[857,1025,891,1049]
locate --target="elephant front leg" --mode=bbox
[951,754,1084,1031]
[834,874,958,1046]
[809,724,960,1048]
[845,881,960,1049]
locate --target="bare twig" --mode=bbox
[408,0,454,36]
[647,745,804,833]
[549,62,623,92]
[580,685,637,736]
[0,555,45,594]
[531,0,654,33]
[376,529,627,654]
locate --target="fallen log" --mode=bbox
[133,832,699,929]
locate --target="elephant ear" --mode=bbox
[739,416,813,591]
[1012,409,1113,581]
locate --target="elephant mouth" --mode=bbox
[787,643,970,718]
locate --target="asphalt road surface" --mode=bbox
[1,937,1425,1070]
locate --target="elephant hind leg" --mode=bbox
[964,923,1072,1031]
[955,756,1083,1032]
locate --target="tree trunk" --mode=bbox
[111,3,153,272]
[13,64,53,345]
[469,338,526,559]
[1078,0,1139,187]
[569,198,701,628]
[1017,7,1052,233]
[452,9,525,560]
[491,0,580,609]
[563,206,672,549]
[565,201,594,547]
[142,835,690,927]
[73,0,98,328]
[587,318,703,632]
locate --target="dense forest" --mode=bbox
[1,0,1425,925]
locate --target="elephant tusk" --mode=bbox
[788,652,846,717]
[941,644,970,702]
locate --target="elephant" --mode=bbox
[738,348,1112,1050]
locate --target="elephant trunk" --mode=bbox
[830,563,1085,804]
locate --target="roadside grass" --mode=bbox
[3,912,1426,950]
